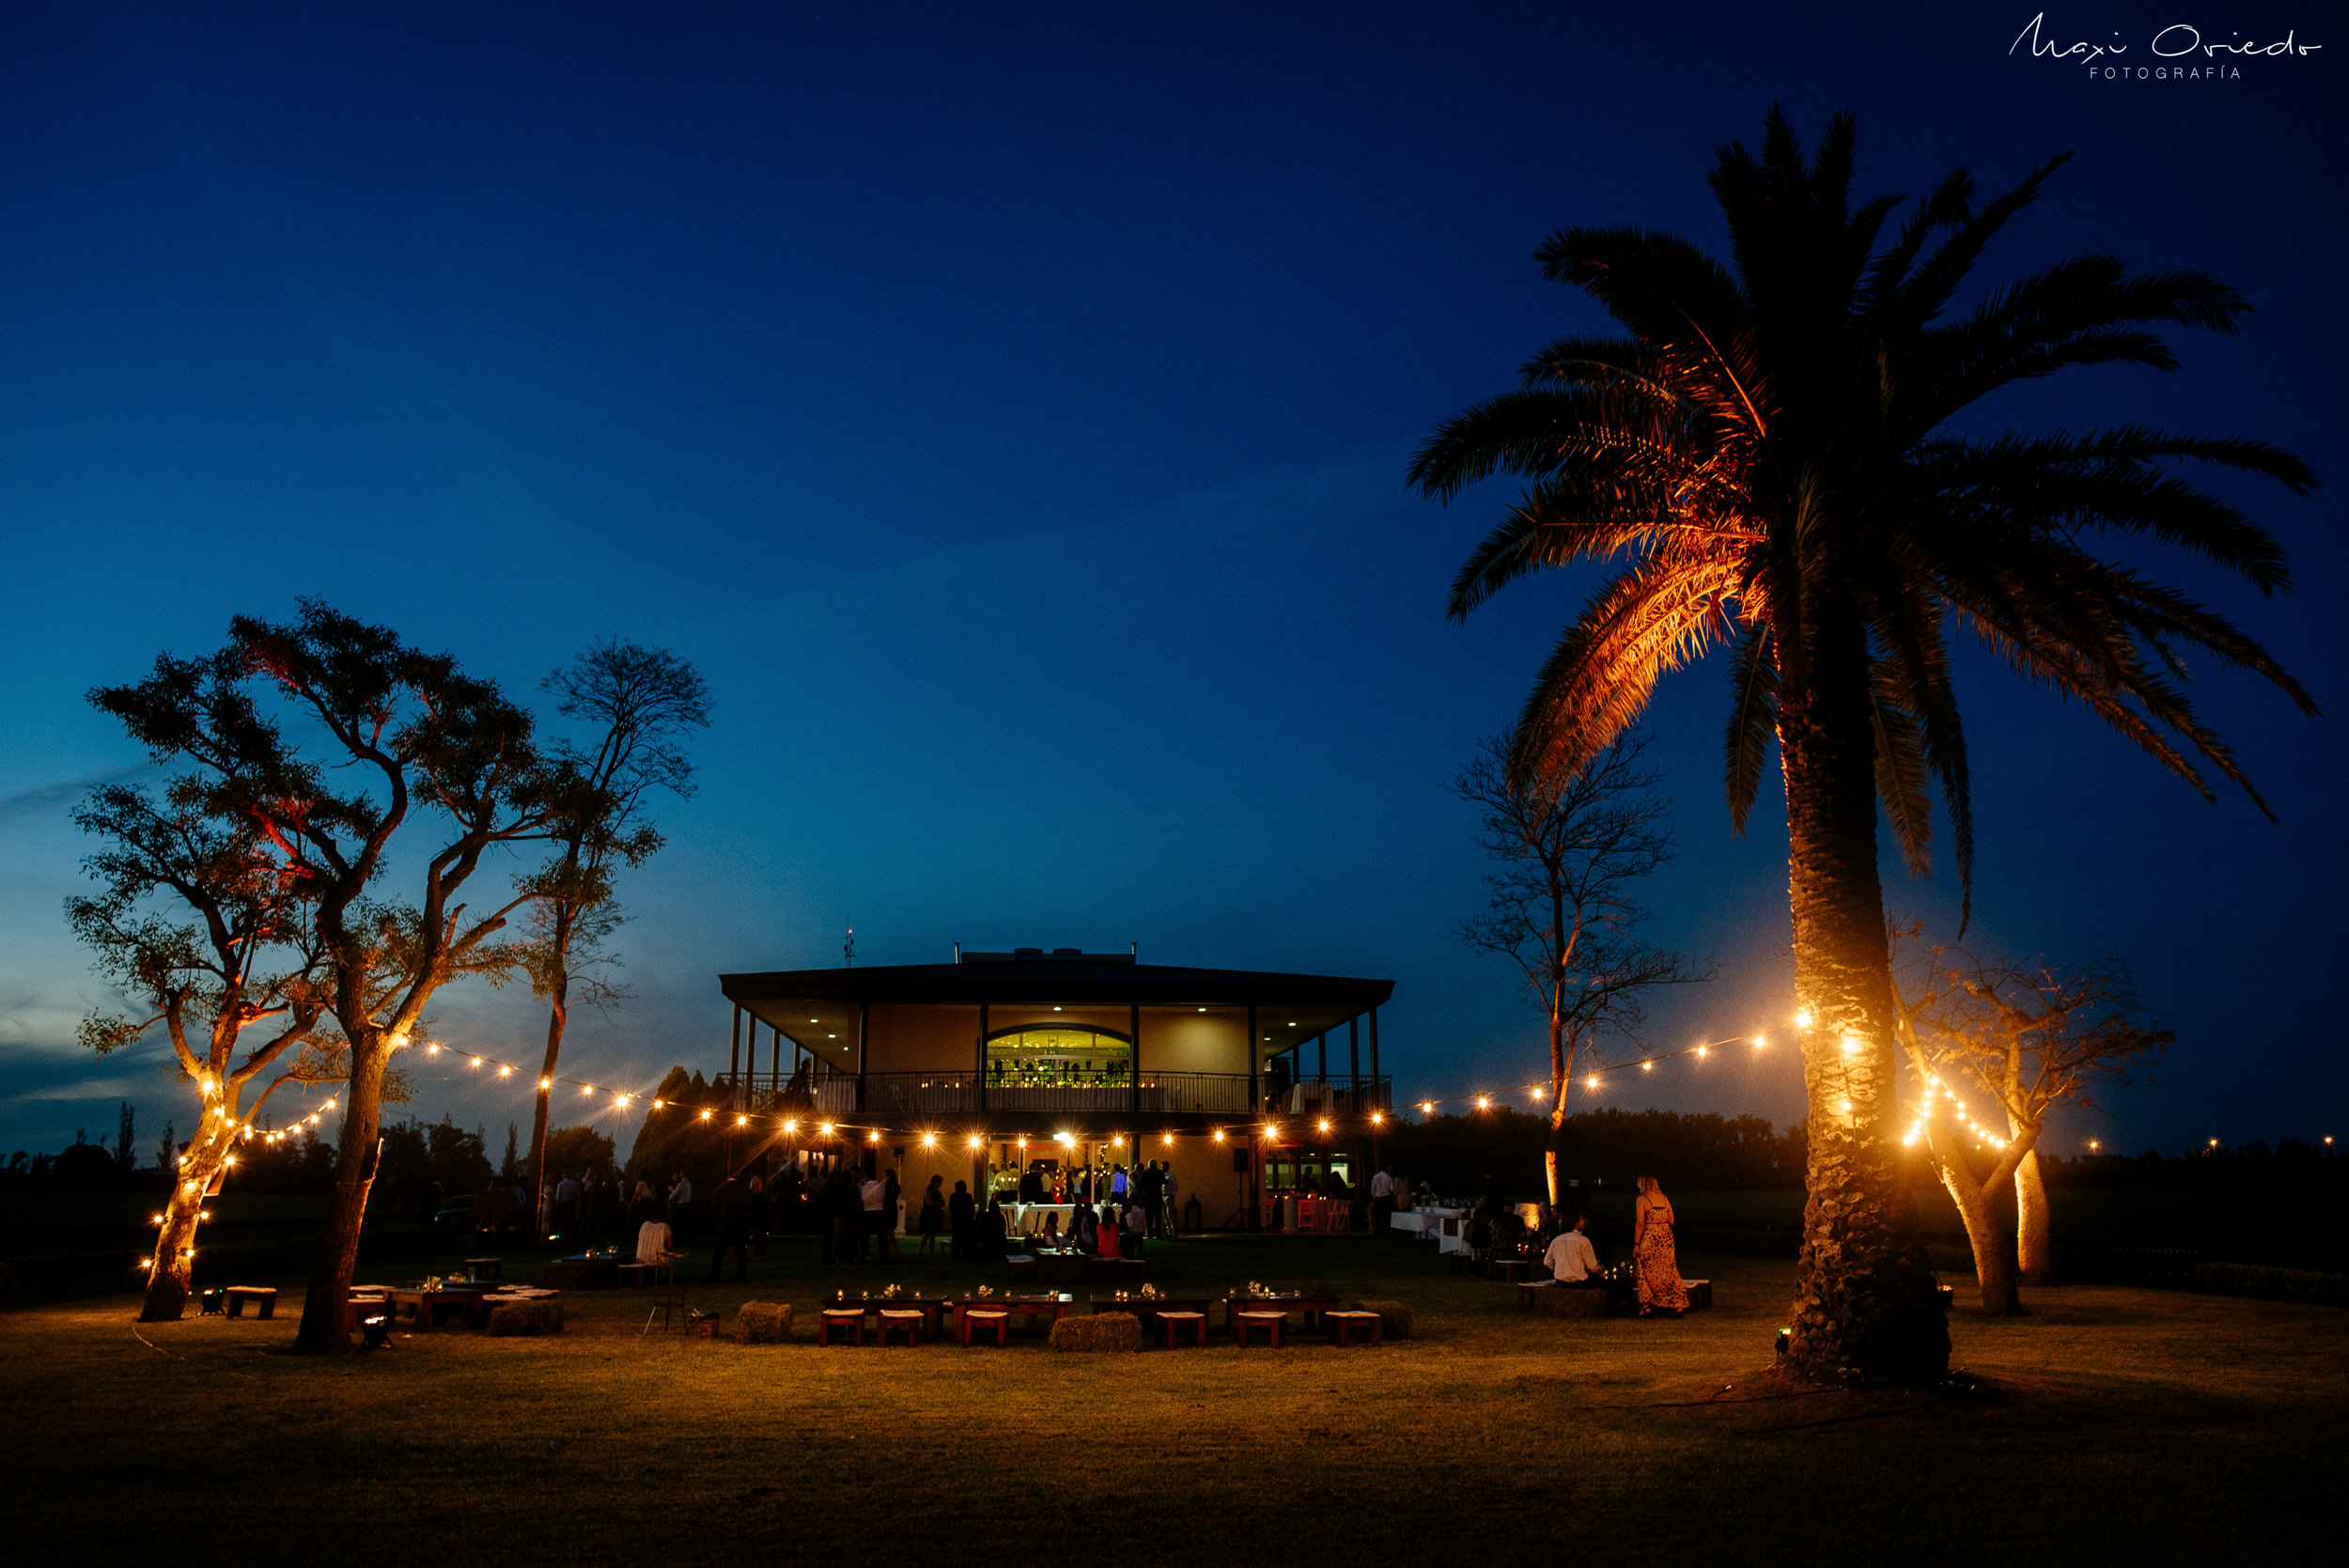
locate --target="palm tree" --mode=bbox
[1410,110,2318,1379]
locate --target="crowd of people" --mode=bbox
[1525,1172,1688,1317]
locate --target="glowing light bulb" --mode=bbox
[1838,1099,1854,1116]
[1840,1033,1861,1056]
[1213,1129,1225,1142]
[699,1110,711,1122]
[821,1123,836,1137]
[1752,1035,1766,1048]
[539,1077,552,1090]
[735,1114,748,1126]
[1370,1112,1384,1126]
[1476,1095,1490,1110]
[866,1130,879,1144]
[969,1136,983,1150]
[1795,1010,1813,1029]
[1641,1061,1654,1072]
[1419,1101,1435,1115]
[615,1094,630,1108]
[783,1119,798,1134]
[1317,1118,1330,1133]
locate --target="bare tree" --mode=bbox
[522,640,709,1235]
[1452,726,1705,1203]
[93,603,557,1352]
[68,783,340,1320]
[1890,924,2171,1312]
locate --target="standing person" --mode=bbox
[1110,1164,1128,1203]
[747,1172,770,1256]
[881,1168,903,1262]
[981,1194,1009,1261]
[667,1169,694,1235]
[916,1174,946,1260]
[1141,1161,1165,1238]
[948,1179,976,1262]
[629,1177,654,1232]
[1370,1164,1396,1238]
[1632,1174,1689,1317]
[554,1170,583,1236]
[1162,1163,1181,1235]
[709,1172,750,1282]
[858,1170,887,1262]
[1120,1201,1145,1260]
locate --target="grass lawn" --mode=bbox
[2,1234,2339,1563]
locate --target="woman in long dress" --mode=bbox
[915,1174,946,1260]
[1632,1173,1689,1316]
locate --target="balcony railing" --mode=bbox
[714,1072,1392,1120]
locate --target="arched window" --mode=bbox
[984,1025,1132,1087]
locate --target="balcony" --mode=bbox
[715,1072,1392,1121]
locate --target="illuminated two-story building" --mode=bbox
[715,947,1393,1226]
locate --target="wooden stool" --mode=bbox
[1234,1311,1285,1348]
[961,1308,1010,1347]
[1325,1309,1382,1346]
[1490,1258,1530,1282]
[1006,1255,1037,1281]
[818,1308,866,1346]
[1517,1280,1556,1312]
[1159,1310,1207,1349]
[223,1286,278,1319]
[464,1258,502,1282]
[878,1309,926,1346]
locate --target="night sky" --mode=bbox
[1,3,2340,1161]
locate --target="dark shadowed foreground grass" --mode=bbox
[2,1235,2339,1564]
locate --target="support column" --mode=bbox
[770,1023,780,1094]
[856,1001,869,1114]
[1368,1006,1380,1106]
[1246,1003,1259,1115]
[976,1002,989,1113]
[729,1005,742,1106]
[1129,1001,1143,1117]
[1349,1015,1361,1104]
[1316,1032,1327,1086]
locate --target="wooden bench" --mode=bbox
[959,1308,1011,1347]
[817,1308,866,1346]
[1233,1311,1286,1348]
[223,1286,278,1320]
[1005,1254,1037,1281]
[1684,1279,1712,1310]
[1324,1309,1382,1347]
[878,1309,926,1346]
[1158,1310,1207,1349]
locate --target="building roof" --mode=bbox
[720,953,1393,1065]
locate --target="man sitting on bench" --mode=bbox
[1542,1213,1602,1287]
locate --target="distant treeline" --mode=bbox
[1382,1108,1806,1198]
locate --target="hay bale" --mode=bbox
[1356,1298,1412,1339]
[487,1297,565,1336]
[1050,1312,1143,1353]
[735,1301,792,1343]
[1529,1286,1608,1320]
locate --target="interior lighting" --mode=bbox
[735,1114,748,1126]
[820,1123,836,1136]
[1262,1123,1278,1140]
[969,1135,984,1149]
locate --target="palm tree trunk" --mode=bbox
[1778,616,1950,1379]
[291,1043,387,1354]
[2015,1148,2054,1285]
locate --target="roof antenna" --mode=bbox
[844,926,855,969]
[954,942,962,965]
[1130,940,1137,958]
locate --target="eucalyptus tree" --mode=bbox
[522,640,709,1234]
[1411,110,2316,1377]
[94,602,557,1352]
[1451,726,1704,1204]
[69,775,336,1321]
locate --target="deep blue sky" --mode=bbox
[2,3,2341,1161]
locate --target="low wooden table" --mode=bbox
[1088,1294,1209,1332]
[463,1258,502,1281]
[951,1293,1073,1337]
[1490,1258,1532,1283]
[1220,1293,1342,1336]
[824,1295,950,1338]
[222,1285,278,1319]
